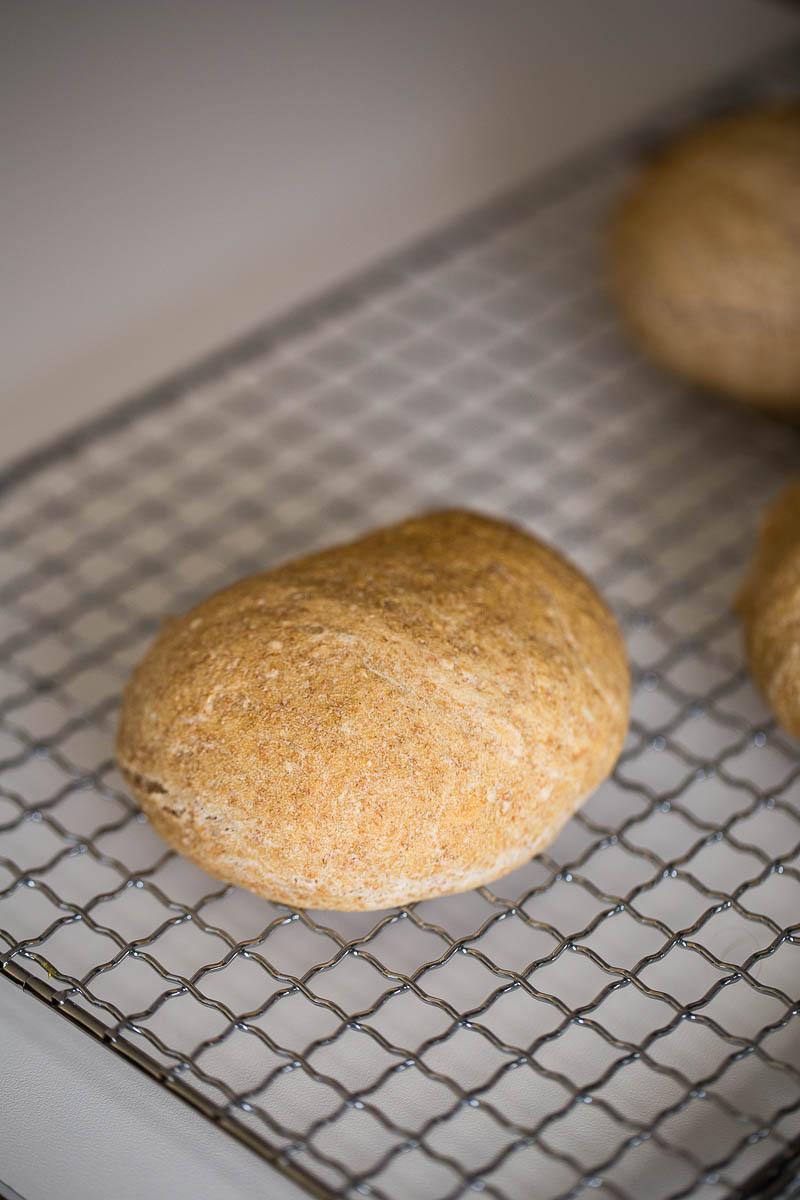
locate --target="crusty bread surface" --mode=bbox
[610,104,800,415]
[738,483,800,738]
[117,511,629,910]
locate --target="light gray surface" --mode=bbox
[1,5,798,1200]
[1,0,796,462]
[0,981,307,1200]
[0,1174,27,1200]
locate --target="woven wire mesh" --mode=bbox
[3,50,800,1200]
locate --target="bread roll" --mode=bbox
[738,482,800,737]
[117,511,629,910]
[610,104,800,416]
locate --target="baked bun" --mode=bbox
[117,511,629,910]
[610,104,800,416]
[738,482,800,738]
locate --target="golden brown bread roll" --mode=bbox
[610,104,800,416]
[117,511,629,910]
[738,482,800,737]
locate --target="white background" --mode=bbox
[1,3,797,1198]
[2,0,797,462]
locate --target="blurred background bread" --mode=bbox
[610,104,800,416]
[738,482,800,737]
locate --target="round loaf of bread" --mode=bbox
[117,511,629,910]
[610,104,800,415]
[737,482,800,737]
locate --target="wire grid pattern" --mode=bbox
[3,55,800,1200]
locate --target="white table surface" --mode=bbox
[1,3,797,1198]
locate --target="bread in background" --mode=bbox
[609,104,800,416]
[738,481,800,737]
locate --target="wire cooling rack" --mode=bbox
[3,49,800,1200]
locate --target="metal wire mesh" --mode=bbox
[3,49,800,1200]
